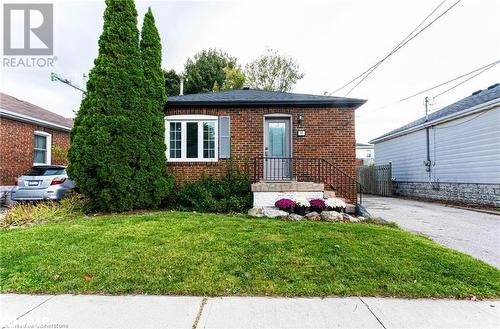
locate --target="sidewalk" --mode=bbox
[1,294,499,329]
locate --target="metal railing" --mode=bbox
[252,157,363,204]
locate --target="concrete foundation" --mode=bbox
[393,181,500,207]
[251,181,325,208]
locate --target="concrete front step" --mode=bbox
[251,181,355,212]
[251,181,324,192]
[323,190,336,198]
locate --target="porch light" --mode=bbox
[298,113,303,127]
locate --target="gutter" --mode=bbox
[370,98,500,144]
[0,108,72,132]
[165,99,367,109]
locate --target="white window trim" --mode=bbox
[165,115,218,162]
[33,131,52,166]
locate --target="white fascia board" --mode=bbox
[0,108,72,132]
[370,98,500,144]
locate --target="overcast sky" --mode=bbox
[1,0,499,143]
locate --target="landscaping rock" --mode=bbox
[345,204,356,214]
[248,207,264,217]
[356,204,371,217]
[262,207,289,219]
[305,211,321,221]
[321,211,343,222]
[342,213,359,222]
[288,213,304,221]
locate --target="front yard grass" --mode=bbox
[1,211,499,298]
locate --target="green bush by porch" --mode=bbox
[1,212,498,298]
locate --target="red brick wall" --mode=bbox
[0,117,70,185]
[165,106,356,202]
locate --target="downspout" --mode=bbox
[424,97,432,182]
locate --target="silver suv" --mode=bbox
[11,165,76,201]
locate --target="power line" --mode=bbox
[432,64,496,99]
[330,0,446,94]
[356,59,499,118]
[397,60,498,103]
[345,0,461,96]
[330,0,454,95]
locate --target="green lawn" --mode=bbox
[1,211,499,298]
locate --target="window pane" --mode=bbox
[203,122,215,159]
[34,150,46,164]
[186,122,198,158]
[269,123,285,157]
[169,122,181,158]
[34,135,47,150]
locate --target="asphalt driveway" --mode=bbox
[363,195,500,268]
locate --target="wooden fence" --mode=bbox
[356,162,393,197]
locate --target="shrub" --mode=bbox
[309,198,325,212]
[172,164,252,213]
[1,192,88,228]
[275,198,295,212]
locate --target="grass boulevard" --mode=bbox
[1,211,498,299]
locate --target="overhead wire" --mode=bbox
[345,0,462,95]
[330,0,462,96]
[355,59,500,118]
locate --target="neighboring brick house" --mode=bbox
[165,89,366,205]
[0,93,73,197]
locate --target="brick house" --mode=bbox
[0,93,73,198]
[165,89,366,206]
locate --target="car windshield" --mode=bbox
[25,168,66,176]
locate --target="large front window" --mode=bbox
[166,115,218,162]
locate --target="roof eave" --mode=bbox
[370,98,500,144]
[165,99,366,109]
[0,108,72,132]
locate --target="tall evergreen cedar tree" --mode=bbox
[68,0,157,212]
[140,8,172,208]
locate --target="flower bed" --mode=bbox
[274,197,346,217]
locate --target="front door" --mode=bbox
[264,118,292,180]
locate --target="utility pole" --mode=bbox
[51,72,86,98]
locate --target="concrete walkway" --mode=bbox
[363,195,500,268]
[1,294,499,329]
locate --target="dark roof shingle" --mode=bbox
[371,83,500,143]
[166,89,366,108]
[0,93,73,130]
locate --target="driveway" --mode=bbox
[363,195,500,268]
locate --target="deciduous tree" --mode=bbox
[163,69,180,96]
[245,49,304,92]
[213,66,245,91]
[184,49,237,94]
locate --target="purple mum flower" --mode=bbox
[275,198,296,210]
[309,198,326,210]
